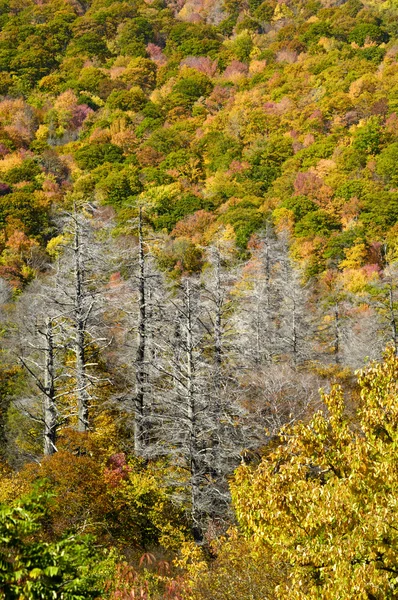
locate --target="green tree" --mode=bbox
[166,22,221,58]
[353,116,382,155]
[169,69,213,109]
[349,22,388,46]
[0,490,105,599]
[376,143,398,187]
[75,143,124,170]
[115,18,153,57]
[294,209,340,238]
[105,87,147,112]
[96,168,142,206]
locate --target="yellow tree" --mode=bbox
[231,347,398,599]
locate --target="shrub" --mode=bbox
[217,202,264,248]
[353,116,382,155]
[198,131,242,173]
[300,21,332,45]
[154,191,209,231]
[68,32,110,60]
[362,191,398,231]
[282,195,318,222]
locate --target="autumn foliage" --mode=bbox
[230,347,398,598]
[1,0,398,597]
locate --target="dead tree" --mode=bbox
[12,284,65,455]
[50,204,112,432]
[147,277,213,540]
[382,261,398,355]
[234,228,284,367]
[42,317,57,455]
[275,235,314,366]
[200,246,238,483]
[72,208,90,431]
[150,274,256,540]
[107,209,165,456]
[183,279,202,541]
[134,207,149,454]
[368,259,398,356]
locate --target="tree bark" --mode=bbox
[185,280,203,542]
[334,303,340,365]
[388,282,398,355]
[73,211,89,432]
[43,317,57,455]
[134,207,147,455]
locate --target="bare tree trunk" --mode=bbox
[253,232,273,364]
[263,235,272,362]
[388,282,398,355]
[254,297,261,365]
[213,249,223,397]
[334,303,340,365]
[209,249,224,480]
[73,211,89,432]
[134,207,147,455]
[43,317,57,455]
[292,299,298,367]
[276,236,312,366]
[185,280,202,542]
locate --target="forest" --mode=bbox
[1,0,398,597]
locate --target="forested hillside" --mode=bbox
[1,0,398,597]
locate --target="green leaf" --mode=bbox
[44,566,59,577]
[29,567,42,579]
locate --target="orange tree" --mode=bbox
[16,431,188,555]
